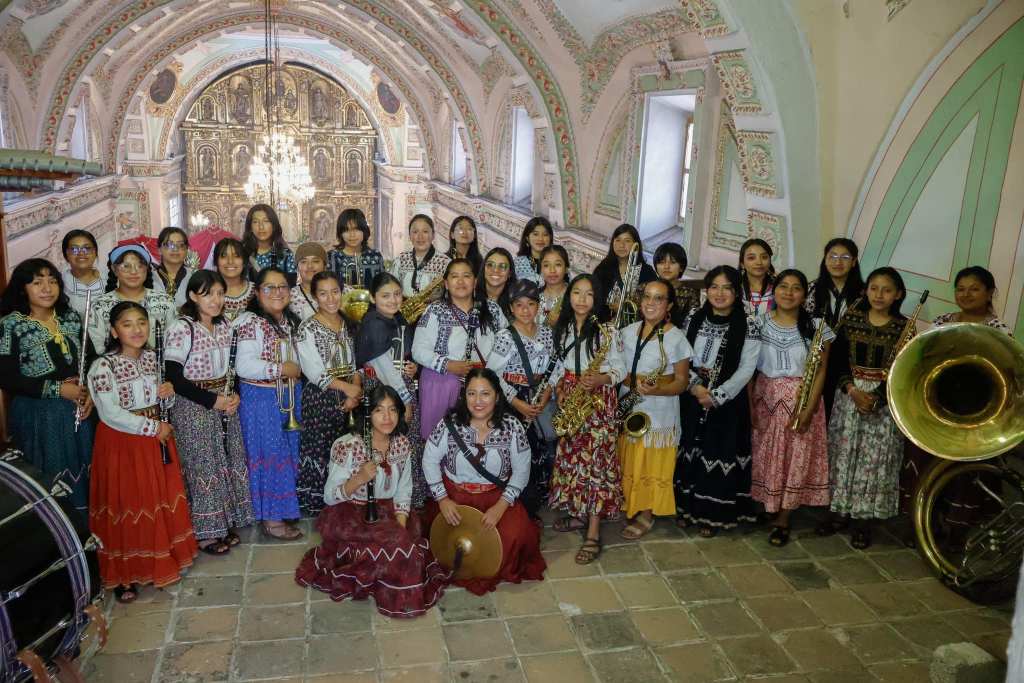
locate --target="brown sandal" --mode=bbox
[553,516,586,533]
[575,537,602,564]
[620,516,654,540]
[261,523,303,542]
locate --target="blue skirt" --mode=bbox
[239,382,302,521]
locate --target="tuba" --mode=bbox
[276,335,303,432]
[340,253,372,322]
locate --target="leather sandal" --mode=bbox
[575,537,603,565]
[620,516,654,540]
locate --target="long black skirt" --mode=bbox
[296,383,351,517]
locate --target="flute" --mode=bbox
[155,321,171,465]
[73,289,92,432]
[221,329,238,454]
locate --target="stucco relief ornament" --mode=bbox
[729,65,754,98]
[748,146,772,181]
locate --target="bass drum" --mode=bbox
[0,450,104,682]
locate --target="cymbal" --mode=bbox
[429,504,503,580]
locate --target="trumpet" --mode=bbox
[612,244,641,329]
[276,335,302,432]
[73,289,92,432]
[327,333,357,429]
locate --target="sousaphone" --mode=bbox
[429,505,502,580]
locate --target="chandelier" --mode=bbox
[244,0,314,208]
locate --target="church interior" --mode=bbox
[0,0,1023,681]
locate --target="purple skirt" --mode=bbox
[419,368,461,441]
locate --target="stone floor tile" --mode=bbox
[311,598,375,634]
[249,543,311,573]
[745,595,822,631]
[243,572,307,605]
[774,561,833,591]
[238,603,306,641]
[694,537,761,565]
[801,589,876,626]
[177,575,245,608]
[747,531,811,561]
[543,549,603,578]
[541,524,586,551]
[689,600,762,638]
[870,550,934,581]
[942,610,1013,637]
[493,581,560,617]
[777,628,863,672]
[108,584,177,618]
[159,641,233,682]
[520,651,595,683]
[173,606,239,642]
[444,619,514,661]
[643,541,708,571]
[233,639,305,680]
[718,633,797,676]
[888,614,965,652]
[438,588,498,622]
[553,578,623,613]
[904,577,978,612]
[654,642,733,682]
[806,669,878,683]
[629,607,700,645]
[664,569,735,603]
[589,647,666,682]
[841,623,916,663]
[449,658,526,683]
[374,605,442,631]
[378,664,448,682]
[720,563,793,596]
[818,556,887,585]
[507,614,577,654]
[103,612,171,654]
[797,534,855,558]
[974,630,1012,662]
[850,583,927,618]
[377,626,445,667]
[307,633,378,675]
[598,544,654,574]
[868,661,933,683]
[865,524,910,553]
[571,612,643,651]
[609,574,675,608]
[187,545,250,576]
[308,673,378,683]
[82,650,159,683]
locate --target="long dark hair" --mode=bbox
[553,273,606,358]
[449,215,482,273]
[246,267,301,333]
[408,214,436,263]
[738,238,776,300]
[104,300,148,354]
[0,258,71,316]
[812,237,864,318]
[336,207,371,251]
[538,245,570,284]
[594,223,648,281]
[361,383,408,437]
[773,269,815,341]
[179,270,227,325]
[105,248,155,292]
[518,216,554,259]
[954,265,997,314]
[686,265,748,386]
[858,267,907,318]
[214,237,250,281]
[242,204,288,261]
[451,367,512,428]
[443,257,496,332]
[61,229,98,264]
[476,247,516,318]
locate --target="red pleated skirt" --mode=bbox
[89,423,198,589]
[295,500,448,617]
[424,478,547,595]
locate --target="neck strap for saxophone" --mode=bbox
[629,321,665,389]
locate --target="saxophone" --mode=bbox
[616,327,668,439]
[790,319,827,429]
[551,319,615,437]
[400,274,445,324]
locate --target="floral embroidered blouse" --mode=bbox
[232,311,293,382]
[412,300,502,375]
[223,282,255,323]
[755,314,836,379]
[87,350,170,436]
[486,325,556,402]
[295,316,355,392]
[164,317,235,409]
[389,248,450,297]
[289,285,318,322]
[0,310,85,399]
[87,289,178,354]
[324,433,414,513]
[328,248,385,289]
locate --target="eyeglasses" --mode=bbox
[162,241,188,252]
[68,246,94,256]
[485,261,510,271]
[115,263,146,273]
[827,253,853,262]
[641,294,668,303]
[260,284,290,295]
[708,284,735,293]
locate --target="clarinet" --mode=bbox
[73,288,92,432]
[155,321,171,465]
[363,391,379,524]
[459,302,481,385]
[220,329,239,454]
[694,327,728,445]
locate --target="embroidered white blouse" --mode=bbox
[513,255,542,286]
[536,287,567,328]
[412,300,502,375]
[486,325,556,402]
[324,433,414,513]
[61,269,106,320]
[164,317,234,381]
[222,282,254,323]
[87,289,178,354]
[550,323,626,386]
[295,316,355,391]
[618,322,693,445]
[288,285,318,322]
[755,314,835,379]
[233,311,292,382]
[685,314,761,407]
[87,351,171,436]
[152,267,195,308]
[389,249,450,297]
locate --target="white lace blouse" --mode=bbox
[324,433,414,513]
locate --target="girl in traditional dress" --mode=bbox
[88,301,198,602]
[154,227,194,308]
[60,229,105,318]
[295,271,362,517]
[676,266,761,537]
[88,244,177,354]
[296,385,447,616]
[448,215,483,274]
[356,273,423,504]
[513,217,553,286]
[0,259,94,511]
[739,238,776,318]
[235,267,305,540]
[412,258,502,441]
[389,214,451,298]
[805,237,864,418]
[537,245,569,329]
[750,270,834,547]
[165,270,255,555]
[290,241,326,321]
[423,368,546,594]
[549,274,626,563]
[328,208,384,289]
[617,279,692,539]
[592,224,657,327]
[819,267,908,549]
[215,238,255,322]
[654,242,701,326]
[477,247,515,324]
[242,204,297,279]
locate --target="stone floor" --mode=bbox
[79,510,1014,682]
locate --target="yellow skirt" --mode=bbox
[618,436,677,518]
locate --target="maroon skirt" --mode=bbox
[424,478,547,595]
[295,500,447,618]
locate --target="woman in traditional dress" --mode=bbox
[296,385,447,616]
[513,217,553,286]
[476,247,515,324]
[289,241,326,321]
[60,229,105,318]
[549,274,626,563]
[88,301,197,602]
[739,238,776,319]
[242,204,296,279]
[537,245,569,329]
[617,279,692,539]
[235,267,304,540]
[448,215,482,274]
[423,367,546,594]
[165,270,254,555]
[295,271,362,517]
[328,208,384,289]
[750,270,834,547]
[153,227,194,308]
[389,214,450,298]
[356,273,423,504]
[412,258,502,441]
[818,267,908,549]
[676,266,760,537]
[0,259,94,511]
[215,238,255,322]
[592,224,657,326]
[933,266,1012,333]
[654,242,701,326]
[88,244,177,354]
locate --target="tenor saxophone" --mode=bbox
[551,318,614,437]
[790,319,827,429]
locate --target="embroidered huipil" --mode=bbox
[250,248,297,274]
[223,282,255,322]
[328,248,385,288]
[88,290,178,354]
[536,288,567,328]
[932,311,1012,336]
[686,315,760,407]
[486,325,556,402]
[832,309,904,405]
[742,285,775,319]
[323,433,413,512]
[232,312,290,382]
[356,309,416,404]
[756,315,835,378]
[513,255,542,286]
[389,249,450,297]
[412,300,502,374]
[164,317,233,408]
[153,267,195,308]
[0,311,84,398]
[61,269,106,319]
[423,416,531,505]
[295,317,355,391]
[87,351,172,436]
[289,285,318,321]
[618,322,693,447]
[805,281,851,328]
[550,323,626,386]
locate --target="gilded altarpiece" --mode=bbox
[180,63,377,244]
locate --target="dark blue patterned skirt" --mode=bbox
[239,383,302,521]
